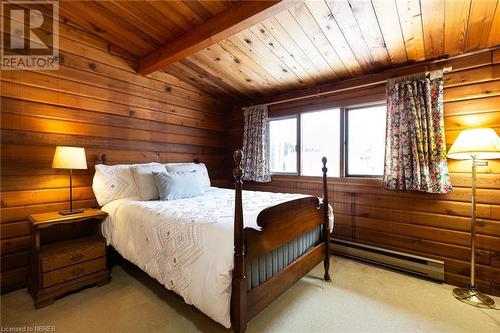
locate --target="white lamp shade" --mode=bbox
[52,146,88,169]
[448,128,500,160]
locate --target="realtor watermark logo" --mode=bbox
[1,1,59,70]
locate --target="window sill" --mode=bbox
[260,174,383,187]
[270,172,298,176]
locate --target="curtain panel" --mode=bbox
[383,71,452,193]
[241,104,271,182]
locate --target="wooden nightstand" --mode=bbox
[28,208,111,308]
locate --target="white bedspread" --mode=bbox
[101,187,333,328]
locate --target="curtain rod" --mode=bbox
[243,47,497,108]
[260,65,450,108]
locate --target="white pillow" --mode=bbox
[165,162,211,188]
[130,162,166,200]
[92,164,139,206]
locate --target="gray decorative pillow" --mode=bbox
[153,171,203,201]
[164,162,211,189]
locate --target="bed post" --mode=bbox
[96,154,107,165]
[231,149,247,333]
[322,157,331,282]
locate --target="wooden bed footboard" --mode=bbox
[231,150,331,333]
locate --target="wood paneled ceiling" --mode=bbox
[58,0,241,58]
[58,0,500,102]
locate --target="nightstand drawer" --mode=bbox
[42,257,106,288]
[41,237,106,272]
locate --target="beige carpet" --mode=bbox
[1,256,499,333]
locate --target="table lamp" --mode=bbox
[52,146,88,215]
[447,128,500,308]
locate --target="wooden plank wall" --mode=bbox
[229,49,500,296]
[0,17,231,293]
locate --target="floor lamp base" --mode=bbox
[453,285,495,309]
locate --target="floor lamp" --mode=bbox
[447,128,500,308]
[52,146,88,215]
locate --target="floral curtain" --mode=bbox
[383,70,452,193]
[241,104,271,182]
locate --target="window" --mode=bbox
[268,103,386,178]
[301,110,340,176]
[269,117,297,173]
[346,105,386,176]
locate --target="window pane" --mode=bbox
[347,105,386,176]
[301,109,340,177]
[269,117,297,173]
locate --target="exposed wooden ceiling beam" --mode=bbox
[137,0,301,76]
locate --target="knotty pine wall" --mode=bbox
[0,19,231,292]
[230,49,500,296]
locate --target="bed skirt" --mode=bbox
[245,225,322,291]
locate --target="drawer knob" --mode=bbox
[71,253,84,261]
[72,267,85,276]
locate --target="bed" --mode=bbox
[94,149,332,333]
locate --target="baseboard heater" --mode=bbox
[331,238,445,282]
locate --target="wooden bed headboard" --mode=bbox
[95,153,201,165]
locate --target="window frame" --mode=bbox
[344,103,387,178]
[267,101,386,179]
[299,108,342,177]
[268,114,300,176]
